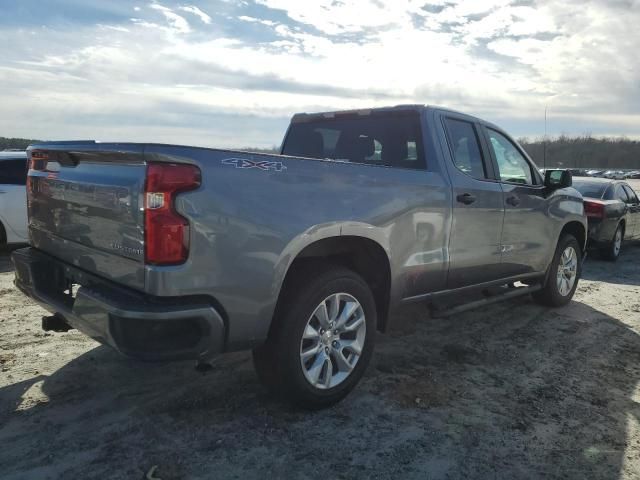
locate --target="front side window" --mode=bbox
[443,118,487,180]
[487,129,534,185]
[281,112,426,170]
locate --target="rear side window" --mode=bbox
[443,118,487,180]
[622,185,639,203]
[0,159,28,185]
[603,185,614,200]
[614,184,629,202]
[282,112,426,170]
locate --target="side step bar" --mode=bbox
[430,284,542,318]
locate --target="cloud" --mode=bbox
[0,0,638,147]
[238,15,277,27]
[149,3,191,33]
[179,5,212,24]
[254,0,419,35]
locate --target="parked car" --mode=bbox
[603,170,626,180]
[625,170,640,179]
[585,169,605,177]
[567,168,589,177]
[0,151,28,247]
[12,105,587,407]
[572,178,640,260]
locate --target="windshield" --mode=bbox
[572,180,608,199]
[282,111,426,170]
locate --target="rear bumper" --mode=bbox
[587,218,616,246]
[12,247,226,361]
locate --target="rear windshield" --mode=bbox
[0,158,28,185]
[282,112,426,170]
[572,181,608,199]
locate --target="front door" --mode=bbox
[482,127,550,276]
[440,115,505,289]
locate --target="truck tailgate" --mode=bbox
[27,144,147,290]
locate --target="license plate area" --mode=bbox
[63,282,79,302]
[31,259,78,309]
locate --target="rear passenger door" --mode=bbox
[621,184,640,238]
[440,115,505,289]
[0,158,28,241]
[481,127,549,276]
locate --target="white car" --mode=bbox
[0,151,28,246]
[603,170,627,180]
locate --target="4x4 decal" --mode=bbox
[221,158,287,172]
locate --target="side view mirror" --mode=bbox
[545,169,572,190]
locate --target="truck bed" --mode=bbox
[25,140,451,348]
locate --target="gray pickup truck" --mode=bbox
[13,105,587,407]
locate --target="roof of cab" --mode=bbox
[291,104,427,123]
[290,104,487,126]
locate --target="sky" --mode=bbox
[0,0,639,148]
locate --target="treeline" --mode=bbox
[3,135,639,170]
[241,137,640,170]
[240,146,280,154]
[0,137,41,151]
[519,136,640,170]
[0,137,281,154]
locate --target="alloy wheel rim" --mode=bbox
[614,229,622,255]
[299,293,366,390]
[556,246,578,297]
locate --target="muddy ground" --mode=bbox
[1,242,640,479]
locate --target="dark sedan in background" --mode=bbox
[573,177,640,260]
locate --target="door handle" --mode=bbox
[456,193,476,205]
[506,195,520,206]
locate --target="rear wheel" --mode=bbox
[252,265,376,408]
[600,224,623,261]
[532,234,581,307]
[0,222,6,249]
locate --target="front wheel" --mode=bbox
[532,234,582,307]
[253,265,376,408]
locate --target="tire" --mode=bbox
[0,221,6,248]
[532,234,582,307]
[600,224,623,261]
[252,265,376,409]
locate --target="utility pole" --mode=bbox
[543,106,547,170]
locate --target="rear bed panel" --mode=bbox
[27,145,147,290]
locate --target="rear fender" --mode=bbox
[255,222,394,341]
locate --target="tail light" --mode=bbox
[30,150,49,171]
[144,162,201,265]
[584,200,605,219]
[26,151,49,207]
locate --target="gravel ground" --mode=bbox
[1,241,640,480]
